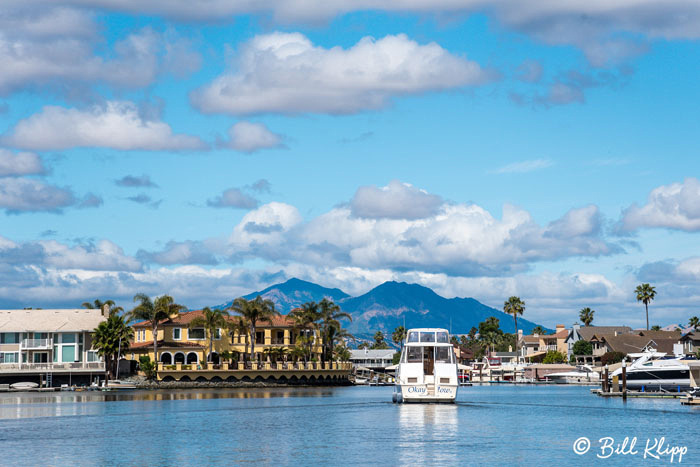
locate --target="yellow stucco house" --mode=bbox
[127,309,324,365]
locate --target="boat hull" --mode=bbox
[394,384,457,403]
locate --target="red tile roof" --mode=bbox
[129,340,204,349]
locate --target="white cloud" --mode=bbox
[494,159,553,174]
[4,101,206,151]
[351,180,443,220]
[621,178,700,232]
[39,239,142,271]
[0,149,45,176]
[137,240,218,266]
[0,177,76,213]
[223,122,285,153]
[191,32,493,115]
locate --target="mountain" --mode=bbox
[215,277,547,336]
[339,281,544,337]
[214,277,350,314]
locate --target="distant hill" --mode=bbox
[213,277,547,337]
[213,277,349,313]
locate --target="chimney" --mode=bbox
[573,323,580,332]
[102,303,110,316]
[556,324,565,332]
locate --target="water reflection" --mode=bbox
[0,388,335,420]
[397,403,459,465]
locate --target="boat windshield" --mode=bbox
[436,332,449,343]
[402,345,454,364]
[407,332,420,343]
[420,332,435,343]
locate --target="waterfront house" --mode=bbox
[0,308,107,386]
[349,348,396,371]
[680,332,700,356]
[594,335,680,356]
[565,324,632,360]
[128,310,323,365]
[519,325,569,361]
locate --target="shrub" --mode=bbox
[139,355,156,380]
[572,340,593,355]
[392,352,401,365]
[542,350,566,364]
[601,351,625,366]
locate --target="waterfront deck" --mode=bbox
[156,361,353,384]
[0,362,105,374]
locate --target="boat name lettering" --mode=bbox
[407,386,426,394]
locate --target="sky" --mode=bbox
[1,0,700,328]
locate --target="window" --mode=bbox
[255,331,264,345]
[87,351,99,362]
[407,332,419,343]
[214,328,221,340]
[188,328,205,340]
[0,352,19,363]
[406,346,422,362]
[435,347,452,363]
[0,333,20,344]
[173,328,181,340]
[436,332,449,343]
[61,333,76,344]
[420,332,435,343]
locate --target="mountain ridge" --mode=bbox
[212,277,547,336]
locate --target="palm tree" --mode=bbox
[650,325,661,331]
[189,307,229,363]
[579,307,595,326]
[531,325,547,335]
[82,299,123,316]
[318,298,352,362]
[129,293,186,364]
[392,326,407,348]
[688,316,699,331]
[635,283,657,331]
[503,296,525,354]
[228,316,250,362]
[289,302,321,360]
[92,313,133,381]
[228,296,279,363]
[325,324,354,361]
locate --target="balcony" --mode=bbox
[21,338,52,349]
[0,362,105,373]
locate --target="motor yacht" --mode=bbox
[546,365,601,384]
[393,328,460,403]
[609,350,690,391]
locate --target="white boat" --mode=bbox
[546,365,601,384]
[393,328,460,403]
[10,382,38,390]
[102,380,137,390]
[609,350,690,391]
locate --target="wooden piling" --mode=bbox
[622,364,627,400]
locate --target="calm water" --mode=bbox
[0,385,697,466]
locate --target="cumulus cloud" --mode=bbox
[4,101,206,151]
[207,188,259,209]
[620,178,700,232]
[351,180,443,220]
[0,149,45,176]
[222,122,285,153]
[115,174,158,188]
[191,32,493,115]
[0,177,76,213]
[493,159,553,174]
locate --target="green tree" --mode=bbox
[392,352,401,365]
[459,335,468,346]
[318,298,352,363]
[468,327,478,341]
[129,293,186,365]
[189,307,229,363]
[572,340,593,355]
[503,296,525,355]
[139,355,156,380]
[288,301,320,361]
[82,299,123,316]
[542,350,566,364]
[392,326,407,348]
[228,296,280,362]
[635,283,657,331]
[688,316,699,331]
[579,307,595,326]
[92,313,133,381]
[333,344,351,362]
[478,317,503,353]
[371,331,389,349]
[531,325,547,335]
[228,316,250,362]
[601,351,625,365]
[450,336,459,345]
[650,325,661,331]
[357,342,370,350]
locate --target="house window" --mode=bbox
[173,328,181,340]
[255,331,264,345]
[0,352,19,363]
[214,328,221,340]
[0,333,20,344]
[189,328,205,340]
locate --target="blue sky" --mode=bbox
[1,1,700,329]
